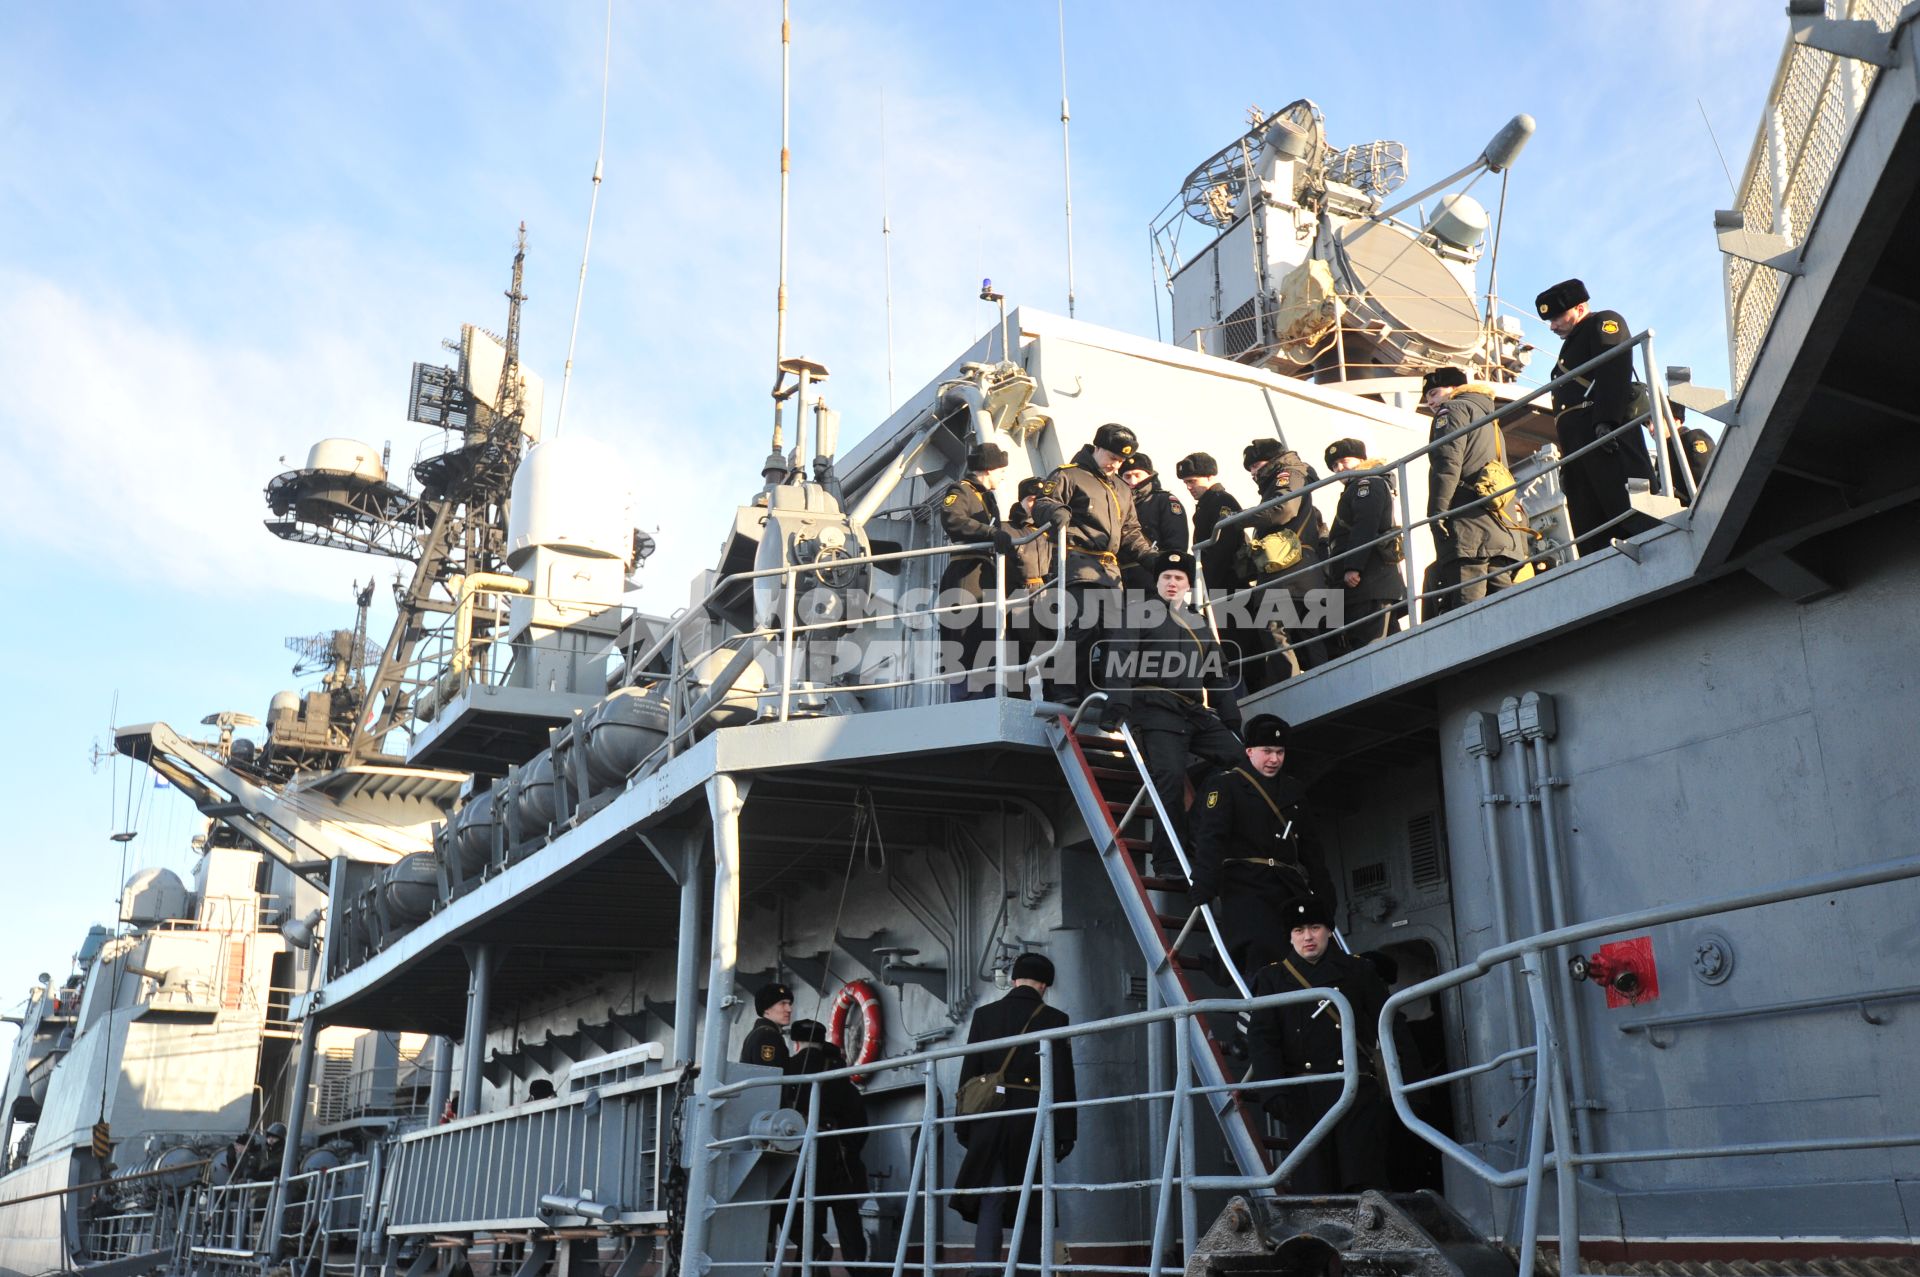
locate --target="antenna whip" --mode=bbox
[1058,0,1077,317]
[771,0,793,452]
[553,0,615,438]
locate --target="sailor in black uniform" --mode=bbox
[1111,551,1244,878]
[1175,452,1244,602]
[787,1019,870,1274]
[1119,453,1188,592]
[1665,402,1716,501]
[953,953,1076,1273]
[1187,715,1334,976]
[1322,437,1404,652]
[1536,278,1658,555]
[1030,423,1158,700]
[1004,476,1057,677]
[1178,451,1257,692]
[939,443,1011,697]
[742,981,794,1069]
[1240,440,1329,681]
[1423,369,1529,612]
[1248,896,1392,1195]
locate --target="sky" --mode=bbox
[0,3,1787,1033]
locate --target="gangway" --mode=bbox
[1042,706,1276,1183]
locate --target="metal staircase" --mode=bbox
[1041,708,1274,1182]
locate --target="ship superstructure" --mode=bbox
[8,3,1920,1274]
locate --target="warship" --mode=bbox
[6,2,1920,1274]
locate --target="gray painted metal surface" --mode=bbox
[382,1070,679,1233]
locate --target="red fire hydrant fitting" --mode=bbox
[1570,936,1659,1008]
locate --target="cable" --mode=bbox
[803,791,868,1025]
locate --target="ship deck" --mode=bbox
[299,697,1058,1034]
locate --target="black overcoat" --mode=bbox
[789,1044,870,1197]
[951,986,1076,1223]
[1248,949,1392,1194]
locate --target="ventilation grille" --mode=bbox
[1222,297,1260,358]
[1408,811,1447,889]
[313,1046,357,1124]
[1350,861,1389,894]
[1123,973,1149,1003]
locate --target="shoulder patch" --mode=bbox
[1600,318,1621,335]
[759,1043,777,1063]
[1168,498,1184,513]
[1205,790,1219,809]
[1354,479,1371,497]
[1693,439,1709,454]
[944,491,959,506]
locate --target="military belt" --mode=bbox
[1227,857,1296,867]
[1135,684,1213,710]
[1072,549,1119,565]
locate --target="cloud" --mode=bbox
[0,3,1790,612]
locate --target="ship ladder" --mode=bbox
[1042,709,1278,1184]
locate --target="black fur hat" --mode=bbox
[1011,953,1056,985]
[1284,895,1336,929]
[1534,278,1589,319]
[754,982,794,1014]
[1244,714,1291,747]
[967,442,1010,472]
[1324,438,1367,468]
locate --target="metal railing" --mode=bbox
[1726,0,1906,393]
[86,1201,180,1262]
[379,1067,678,1234]
[400,586,634,715]
[621,327,1682,746]
[698,990,1358,1277]
[314,1058,436,1125]
[1192,328,1693,673]
[1376,852,1920,1277]
[171,1159,376,1276]
[393,335,1699,799]
[388,521,1073,789]
[607,524,1073,770]
[281,1160,375,1277]
[180,1176,276,1267]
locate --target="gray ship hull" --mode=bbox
[0,1152,77,1277]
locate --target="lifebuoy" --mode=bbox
[827,979,884,1083]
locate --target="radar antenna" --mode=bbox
[496,223,528,422]
[284,582,378,689]
[262,231,539,764]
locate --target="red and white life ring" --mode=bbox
[827,979,884,1083]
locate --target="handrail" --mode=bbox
[622,525,1071,774]
[408,330,1683,769]
[707,986,1359,1277]
[10,1158,213,1207]
[1723,0,1908,392]
[1197,326,1653,551]
[1114,722,1252,998]
[1189,329,1686,669]
[1376,851,1920,1277]
[169,1159,376,1266]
